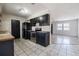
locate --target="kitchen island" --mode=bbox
[0,33,15,56]
[23,30,50,47]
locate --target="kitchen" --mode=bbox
[0,3,51,56]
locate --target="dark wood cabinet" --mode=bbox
[22,14,50,47]
[36,32,49,47]
[24,30,30,39]
[0,40,14,56]
[30,14,50,26]
[30,18,36,26]
[22,22,31,39]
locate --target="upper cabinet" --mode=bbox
[30,14,50,26]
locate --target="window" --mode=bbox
[64,23,70,30]
[57,24,63,30]
[57,23,70,31]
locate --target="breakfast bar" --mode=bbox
[0,33,15,56]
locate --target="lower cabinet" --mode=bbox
[0,40,14,56]
[36,32,49,47]
[25,30,30,39]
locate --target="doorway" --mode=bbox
[11,20,20,38]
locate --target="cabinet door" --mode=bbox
[25,30,30,39]
[0,40,14,56]
[36,32,49,47]
[22,29,25,38]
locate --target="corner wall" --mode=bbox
[1,14,26,38]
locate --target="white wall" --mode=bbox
[0,5,2,14]
[78,19,79,38]
[53,19,78,37]
[1,14,26,38]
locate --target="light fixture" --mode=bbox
[39,17,43,21]
[19,8,28,14]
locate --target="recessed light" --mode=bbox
[39,17,43,21]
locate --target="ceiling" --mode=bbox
[1,3,79,21]
[42,3,79,21]
[1,3,47,18]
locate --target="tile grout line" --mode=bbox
[66,45,68,56]
[15,41,29,56]
[56,44,62,56]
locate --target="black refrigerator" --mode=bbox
[11,20,20,38]
[22,22,31,39]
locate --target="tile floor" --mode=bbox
[14,35,79,56]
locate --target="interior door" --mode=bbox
[11,20,20,38]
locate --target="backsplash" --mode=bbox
[32,26,50,32]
